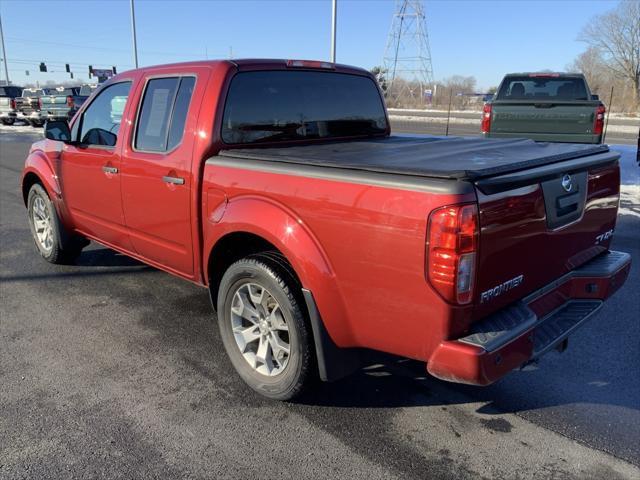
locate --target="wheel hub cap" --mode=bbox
[230,282,291,377]
[32,196,53,253]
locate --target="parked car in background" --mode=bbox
[39,86,92,123]
[15,88,53,127]
[21,60,630,400]
[482,73,606,144]
[0,85,24,125]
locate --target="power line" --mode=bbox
[6,36,227,59]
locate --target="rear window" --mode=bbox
[0,86,21,97]
[79,85,97,96]
[23,90,41,97]
[496,76,588,101]
[221,71,387,144]
[51,88,77,96]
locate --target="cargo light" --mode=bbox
[427,204,479,305]
[593,105,606,135]
[529,73,560,78]
[481,103,492,134]
[286,60,335,69]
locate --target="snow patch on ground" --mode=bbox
[620,184,640,218]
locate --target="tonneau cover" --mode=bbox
[219,136,612,181]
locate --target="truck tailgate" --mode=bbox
[472,151,620,318]
[491,101,600,135]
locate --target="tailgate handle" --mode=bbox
[557,192,580,209]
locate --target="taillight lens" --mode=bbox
[10,98,16,110]
[38,98,42,109]
[593,105,606,135]
[427,204,479,304]
[481,103,492,134]
[66,95,74,108]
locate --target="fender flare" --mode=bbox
[22,148,62,205]
[204,195,356,349]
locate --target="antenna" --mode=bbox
[380,0,435,107]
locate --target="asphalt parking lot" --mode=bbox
[1,129,639,479]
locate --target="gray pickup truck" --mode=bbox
[0,85,24,125]
[481,73,605,144]
[39,85,96,123]
[15,88,55,127]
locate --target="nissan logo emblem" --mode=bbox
[561,174,572,192]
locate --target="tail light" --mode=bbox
[427,204,479,305]
[38,98,42,110]
[10,98,16,110]
[593,105,606,135]
[481,103,492,134]
[66,95,74,108]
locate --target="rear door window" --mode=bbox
[135,76,195,152]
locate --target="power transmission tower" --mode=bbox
[380,0,434,107]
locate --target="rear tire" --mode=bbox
[1,118,14,126]
[27,183,88,264]
[217,255,314,400]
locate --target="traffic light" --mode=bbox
[25,70,30,76]
[65,64,70,73]
[70,72,74,79]
[112,66,117,74]
[39,62,47,72]
[88,65,93,78]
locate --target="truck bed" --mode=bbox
[219,136,612,181]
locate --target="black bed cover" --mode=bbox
[218,136,614,181]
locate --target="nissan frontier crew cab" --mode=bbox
[22,60,630,400]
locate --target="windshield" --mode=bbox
[222,70,387,144]
[496,76,588,101]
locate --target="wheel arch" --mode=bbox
[203,196,356,353]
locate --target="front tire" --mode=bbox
[27,183,87,264]
[217,255,314,400]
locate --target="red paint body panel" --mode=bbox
[20,59,631,386]
[200,165,475,359]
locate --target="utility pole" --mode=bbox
[330,0,337,63]
[130,0,139,68]
[0,14,10,85]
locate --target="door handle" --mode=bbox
[162,175,185,185]
[102,166,118,174]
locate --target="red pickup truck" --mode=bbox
[21,59,631,400]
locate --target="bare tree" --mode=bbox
[579,0,640,110]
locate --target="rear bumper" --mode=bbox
[427,250,631,386]
[0,110,17,119]
[18,111,44,121]
[485,131,602,144]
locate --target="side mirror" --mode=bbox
[44,120,71,142]
[591,94,599,101]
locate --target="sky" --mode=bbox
[0,0,621,90]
